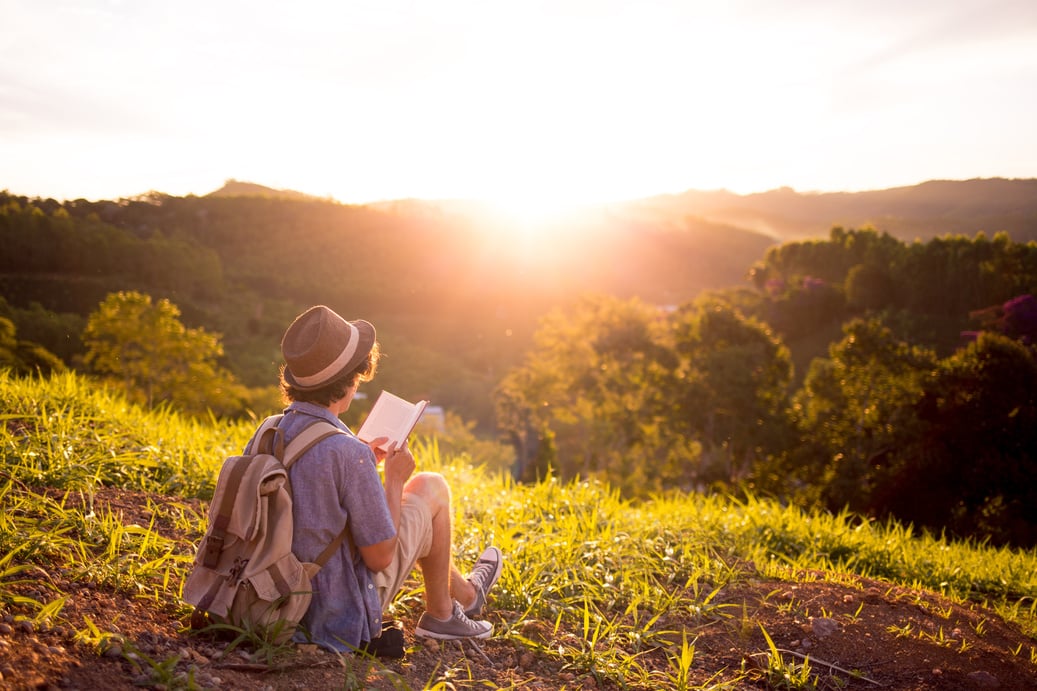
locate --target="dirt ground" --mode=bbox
[3,487,1037,690]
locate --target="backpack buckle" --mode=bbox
[202,534,224,569]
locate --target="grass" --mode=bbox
[3,369,1037,689]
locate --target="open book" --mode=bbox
[357,390,430,451]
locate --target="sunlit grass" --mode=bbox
[3,370,1037,689]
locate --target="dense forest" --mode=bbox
[2,180,1036,546]
[0,183,776,422]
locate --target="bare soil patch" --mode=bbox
[3,487,1036,690]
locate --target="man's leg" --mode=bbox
[405,473,496,640]
[404,472,464,618]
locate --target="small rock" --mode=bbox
[811,617,840,638]
[17,620,34,634]
[967,670,1000,688]
[0,623,12,635]
[103,644,123,658]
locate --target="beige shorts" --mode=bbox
[371,492,434,610]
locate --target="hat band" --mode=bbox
[292,322,361,387]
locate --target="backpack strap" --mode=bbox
[247,414,284,457]
[281,419,347,469]
[281,418,355,567]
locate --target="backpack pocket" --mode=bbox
[226,552,314,644]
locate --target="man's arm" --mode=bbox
[358,441,414,572]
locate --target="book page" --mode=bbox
[357,391,429,451]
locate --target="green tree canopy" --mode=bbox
[899,332,1037,545]
[795,318,937,512]
[0,316,64,375]
[495,295,796,495]
[83,291,247,417]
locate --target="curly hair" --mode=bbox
[280,342,381,406]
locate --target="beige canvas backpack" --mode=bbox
[183,415,348,643]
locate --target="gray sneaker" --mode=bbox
[415,600,492,640]
[463,546,503,617]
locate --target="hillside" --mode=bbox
[626,178,1037,242]
[2,372,1037,689]
[1,177,1035,430]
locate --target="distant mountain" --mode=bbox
[623,178,1037,242]
[206,179,322,202]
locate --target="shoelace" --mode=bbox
[452,600,483,628]
[469,559,494,592]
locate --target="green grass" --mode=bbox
[3,369,1037,689]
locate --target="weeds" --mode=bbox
[4,370,1037,689]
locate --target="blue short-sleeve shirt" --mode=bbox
[249,401,396,651]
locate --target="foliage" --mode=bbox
[793,318,937,512]
[0,370,249,497]
[902,332,1037,545]
[495,295,795,495]
[671,300,795,486]
[82,291,249,418]
[0,189,770,424]
[5,190,1037,545]
[0,314,64,375]
[3,370,1037,688]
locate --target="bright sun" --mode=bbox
[481,193,592,227]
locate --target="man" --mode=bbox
[265,304,503,653]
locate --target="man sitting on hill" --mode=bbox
[261,304,503,653]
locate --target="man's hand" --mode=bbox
[367,436,390,462]
[382,440,415,487]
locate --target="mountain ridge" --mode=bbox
[203,176,1037,243]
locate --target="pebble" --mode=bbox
[0,623,12,635]
[967,670,1000,688]
[811,617,839,638]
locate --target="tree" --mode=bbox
[796,318,937,513]
[83,291,247,417]
[671,302,795,487]
[0,317,64,375]
[494,295,684,495]
[494,296,797,496]
[900,332,1037,545]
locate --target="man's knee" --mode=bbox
[404,471,451,509]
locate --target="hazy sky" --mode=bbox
[1,0,1035,210]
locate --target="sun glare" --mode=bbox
[482,193,594,228]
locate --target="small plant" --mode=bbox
[659,631,696,690]
[844,601,865,624]
[121,639,198,690]
[73,615,125,655]
[757,624,817,689]
[887,622,914,638]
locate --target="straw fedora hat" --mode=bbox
[281,305,376,391]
